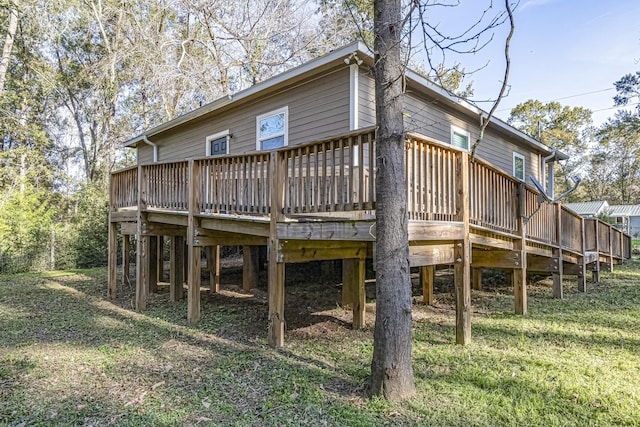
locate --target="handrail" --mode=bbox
[109,129,631,260]
[111,167,139,209]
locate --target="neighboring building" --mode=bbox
[564,201,609,218]
[125,42,566,188]
[608,205,640,238]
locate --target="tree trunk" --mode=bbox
[370,0,416,400]
[0,5,18,94]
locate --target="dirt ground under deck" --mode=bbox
[115,252,571,344]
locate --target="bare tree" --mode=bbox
[0,2,18,94]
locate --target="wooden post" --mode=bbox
[352,258,366,329]
[123,234,131,289]
[183,239,189,284]
[342,258,366,328]
[148,235,158,294]
[170,235,184,302]
[608,225,614,272]
[514,183,527,315]
[107,219,118,299]
[342,258,354,306]
[206,245,220,293]
[157,236,164,282]
[243,245,258,291]
[420,265,434,305]
[268,151,286,348]
[454,153,471,345]
[472,268,482,291]
[593,220,600,283]
[552,203,563,299]
[342,258,365,328]
[135,165,147,311]
[187,159,201,324]
[577,217,587,292]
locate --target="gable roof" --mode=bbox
[125,41,565,160]
[608,205,640,217]
[564,201,609,217]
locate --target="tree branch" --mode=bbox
[471,0,516,160]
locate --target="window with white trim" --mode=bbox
[513,152,525,181]
[450,125,470,150]
[256,106,288,150]
[206,130,230,157]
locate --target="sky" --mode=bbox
[417,0,640,127]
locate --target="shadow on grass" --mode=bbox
[0,270,378,426]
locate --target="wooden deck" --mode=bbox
[108,128,632,347]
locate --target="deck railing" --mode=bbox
[406,136,459,221]
[525,188,556,243]
[142,161,189,211]
[280,130,375,214]
[469,158,519,233]
[110,166,138,209]
[560,207,583,254]
[197,153,271,215]
[110,129,630,260]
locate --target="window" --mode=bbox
[206,130,230,157]
[513,152,525,181]
[256,106,288,150]
[451,125,470,150]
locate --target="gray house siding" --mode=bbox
[357,71,542,183]
[137,60,543,186]
[138,66,351,164]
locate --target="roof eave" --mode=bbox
[124,42,369,146]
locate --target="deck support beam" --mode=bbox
[472,268,482,291]
[243,246,259,291]
[268,151,286,348]
[342,259,353,306]
[267,252,285,348]
[148,235,158,294]
[420,265,435,305]
[513,266,527,315]
[454,153,471,345]
[206,245,220,293]
[187,243,201,324]
[123,235,131,290]
[135,234,148,311]
[552,204,563,299]
[514,183,527,315]
[343,258,366,329]
[592,266,600,283]
[552,250,564,299]
[170,235,184,302]
[578,218,587,292]
[577,257,587,292]
[187,160,201,324]
[157,236,164,282]
[454,240,471,344]
[108,219,118,299]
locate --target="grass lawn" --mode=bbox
[1,260,639,426]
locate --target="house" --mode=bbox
[564,201,609,218]
[125,42,567,189]
[608,205,640,238]
[108,42,630,348]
